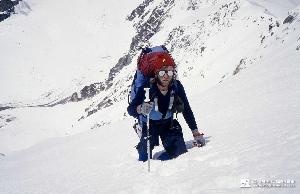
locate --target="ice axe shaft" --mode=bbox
[144,88,151,172]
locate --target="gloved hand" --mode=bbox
[137,102,153,116]
[192,129,205,147]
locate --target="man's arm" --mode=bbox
[176,80,198,131]
[176,80,205,146]
[127,88,145,118]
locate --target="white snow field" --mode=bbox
[1,0,300,193]
[0,0,139,105]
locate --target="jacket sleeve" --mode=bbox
[127,88,145,118]
[176,80,198,131]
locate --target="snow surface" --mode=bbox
[0,0,139,105]
[1,0,300,193]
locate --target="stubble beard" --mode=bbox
[157,77,172,90]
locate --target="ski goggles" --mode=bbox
[158,70,174,77]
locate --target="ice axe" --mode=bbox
[144,87,151,172]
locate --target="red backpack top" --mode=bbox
[137,46,176,77]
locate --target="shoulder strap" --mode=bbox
[168,90,175,110]
[168,80,179,111]
[147,80,180,116]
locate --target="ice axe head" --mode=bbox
[144,88,150,102]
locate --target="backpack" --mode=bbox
[128,45,175,104]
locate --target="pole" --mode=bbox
[144,87,151,172]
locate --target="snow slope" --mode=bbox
[1,0,300,193]
[0,0,139,105]
[1,46,299,193]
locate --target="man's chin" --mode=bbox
[157,77,171,87]
[161,80,170,86]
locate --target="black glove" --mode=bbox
[192,129,205,147]
[138,102,153,116]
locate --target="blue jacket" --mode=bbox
[127,80,198,131]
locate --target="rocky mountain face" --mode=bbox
[0,0,21,22]
[77,0,176,95]
[76,0,299,120]
[1,0,299,121]
[76,0,179,119]
[106,0,175,85]
[62,0,178,114]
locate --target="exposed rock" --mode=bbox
[70,92,79,102]
[6,117,15,122]
[233,58,246,75]
[187,0,199,10]
[106,0,175,90]
[127,0,154,21]
[283,15,295,24]
[0,0,21,22]
[77,0,177,119]
[106,54,133,89]
[269,24,274,31]
[200,46,206,53]
[0,106,13,111]
[83,0,243,119]
[261,35,265,44]
[81,84,97,99]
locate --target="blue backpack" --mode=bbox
[128,45,172,104]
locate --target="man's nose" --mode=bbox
[163,72,170,78]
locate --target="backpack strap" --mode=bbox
[151,80,179,113]
[147,80,181,121]
[168,90,175,110]
[170,80,181,120]
[154,97,158,111]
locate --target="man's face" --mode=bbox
[157,66,174,87]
